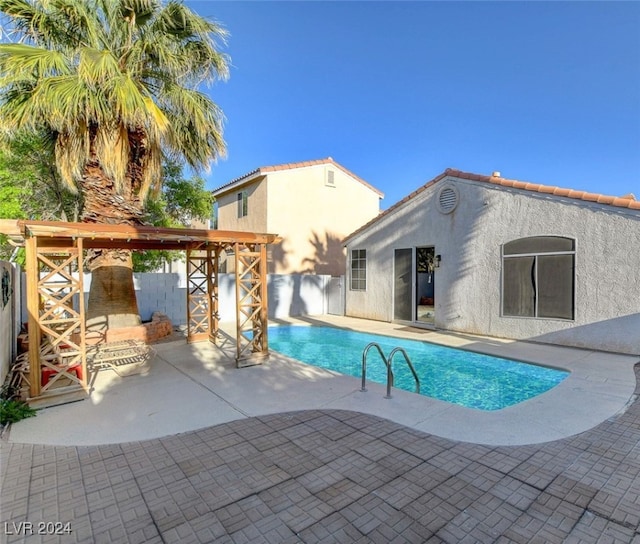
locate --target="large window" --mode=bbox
[351,249,367,291]
[502,237,575,320]
[237,191,248,218]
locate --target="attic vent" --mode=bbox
[437,185,459,214]
[326,169,335,187]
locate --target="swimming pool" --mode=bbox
[268,325,569,411]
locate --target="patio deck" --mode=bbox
[1,316,639,542]
[5,316,638,447]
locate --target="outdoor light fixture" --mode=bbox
[435,255,442,268]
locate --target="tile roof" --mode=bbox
[344,168,640,243]
[211,157,384,197]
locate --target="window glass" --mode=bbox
[502,237,575,320]
[504,237,574,255]
[237,191,248,218]
[350,249,366,291]
[503,256,535,317]
[537,255,574,319]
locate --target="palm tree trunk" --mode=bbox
[82,161,143,332]
[85,251,141,331]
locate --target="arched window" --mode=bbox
[502,237,575,320]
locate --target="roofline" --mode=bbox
[343,168,640,244]
[212,157,384,198]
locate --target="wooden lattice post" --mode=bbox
[186,247,211,342]
[210,246,221,344]
[234,242,269,367]
[25,235,42,398]
[25,236,87,404]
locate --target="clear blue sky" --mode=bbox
[189,1,640,209]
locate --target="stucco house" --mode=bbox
[344,168,640,355]
[212,158,383,275]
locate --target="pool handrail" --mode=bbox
[361,342,394,398]
[388,347,420,395]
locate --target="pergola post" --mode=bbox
[25,235,41,398]
[210,246,220,344]
[234,242,269,367]
[24,234,87,405]
[186,246,211,343]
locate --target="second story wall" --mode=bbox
[216,177,268,233]
[267,163,380,275]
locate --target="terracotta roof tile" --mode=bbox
[596,195,615,205]
[581,192,600,202]
[344,168,640,244]
[212,157,384,197]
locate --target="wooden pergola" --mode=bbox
[0,219,278,407]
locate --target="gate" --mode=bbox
[327,276,345,316]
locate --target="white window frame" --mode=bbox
[237,190,248,218]
[350,249,367,291]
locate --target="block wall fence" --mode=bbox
[19,272,340,327]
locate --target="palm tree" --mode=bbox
[0,0,229,331]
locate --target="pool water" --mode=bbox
[268,326,569,411]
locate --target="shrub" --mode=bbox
[0,398,36,425]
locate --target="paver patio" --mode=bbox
[1,362,639,543]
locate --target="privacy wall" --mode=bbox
[20,272,334,326]
[1,261,19,385]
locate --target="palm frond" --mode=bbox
[93,123,128,192]
[78,47,121,85]
[0,43,70,77]
[54,123,89,190]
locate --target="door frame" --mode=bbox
[392,246,436,329]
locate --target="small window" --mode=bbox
[237,191,248,218]
[350,249,367,291]
[502,236,575,320]
[212,201,219,229]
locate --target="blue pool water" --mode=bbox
[268,326,569,411]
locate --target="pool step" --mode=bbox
[361,342,420,398]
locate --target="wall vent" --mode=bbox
[326,169,335,187]
[437,185,459,214]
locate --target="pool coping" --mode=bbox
[259,316,639,445]
[268,320,573,412]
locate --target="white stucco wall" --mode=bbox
[345,176,640,354]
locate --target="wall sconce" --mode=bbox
[435,255,442,268]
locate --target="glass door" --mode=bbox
[393,248,413,321]
[415,247,435,325]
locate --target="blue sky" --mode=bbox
[190,1,640,209]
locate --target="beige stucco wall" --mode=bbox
[216,176,269,233]
[345,176,640,354]
[216,164,381,275]
[265,164,380,275]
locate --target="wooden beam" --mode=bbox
[259,243,269,353]
[76,237,88,392]
[25,236,41,398]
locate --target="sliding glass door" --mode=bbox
[393,249,413,321]
[393,246,436,326]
